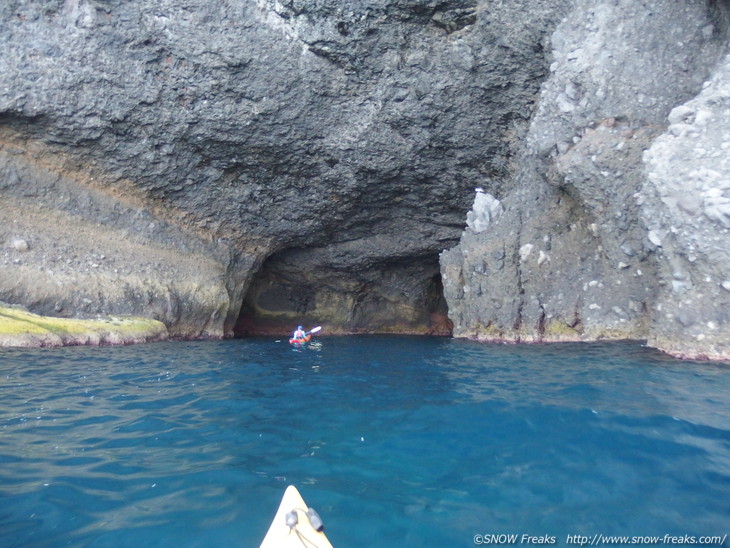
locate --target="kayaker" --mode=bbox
[292,325,305,340]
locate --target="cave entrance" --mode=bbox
[233,249,452,337]
[425,273,453,336]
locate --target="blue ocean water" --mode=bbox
[0,336,728,548]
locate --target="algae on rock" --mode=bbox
[0,304,168,347]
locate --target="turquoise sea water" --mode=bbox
[0,336,729,547]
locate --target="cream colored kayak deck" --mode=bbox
[259,485,334,548]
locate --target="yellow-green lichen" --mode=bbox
[542,319,583,341]
[0,304,168,347]
[474,321,507,340]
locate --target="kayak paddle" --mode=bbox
[307,326,322,336]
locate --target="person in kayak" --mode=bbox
[292,325,306,340]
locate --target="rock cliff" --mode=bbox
[1,0,566,338]
[2,0,730,358]
[441,0,730,359]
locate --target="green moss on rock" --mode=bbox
[542,319,583,341]
[0,304,168,347]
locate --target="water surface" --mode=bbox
[1,337,729,547]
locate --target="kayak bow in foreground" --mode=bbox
[259,485,334,548]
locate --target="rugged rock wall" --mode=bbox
[0,139,239,338]
[641,52,730,359]
[441,0,730,359]
[3,0,729,358]
[1,0,567,337]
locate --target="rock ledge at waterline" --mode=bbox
[2,0,730,359]
[0,303,168,348]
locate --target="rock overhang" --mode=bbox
[1,0,567,342]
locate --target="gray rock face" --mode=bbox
[0,145,236,337]
[0,0,568,337]
[640,53,730,359]
[441,0,730,358]
[3,0,730,358]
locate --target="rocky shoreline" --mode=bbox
[440,1,730,361]
[2,0,730,359]
[0,303,168,348]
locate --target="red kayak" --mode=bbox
[288,326,321,345]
